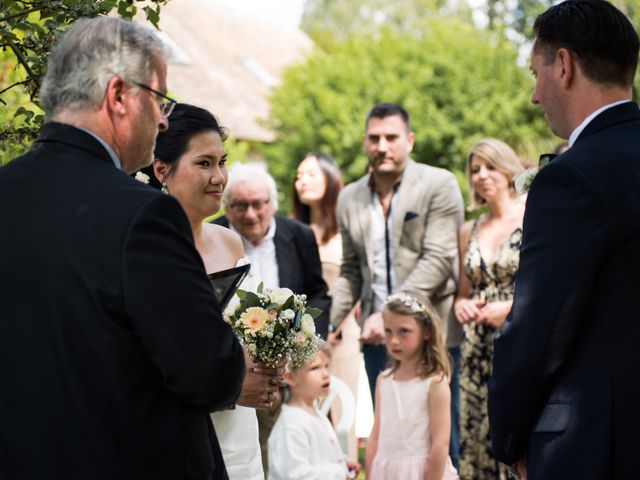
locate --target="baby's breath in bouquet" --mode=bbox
[223,283,323,368]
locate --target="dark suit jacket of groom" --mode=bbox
[489,102,640,480]
[0,123,245,480]
[214,216,331,338]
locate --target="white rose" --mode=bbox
[281,309,295,320]
[301,313,315,335]
[269,288,294,306]
[224,294,240,317]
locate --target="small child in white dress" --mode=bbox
[268,346,360,480]
[366,291,459,480]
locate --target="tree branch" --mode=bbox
[0,4,48,24]
[0,79,31,97]
[5,37,36,80]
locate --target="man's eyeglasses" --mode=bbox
[227,198,271,214]
[134,82,177,118]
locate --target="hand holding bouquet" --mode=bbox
[223,283,323,368]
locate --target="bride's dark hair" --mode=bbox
[138,103,228,189]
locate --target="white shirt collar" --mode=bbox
[568,99,631,147]
[232,217,279,291]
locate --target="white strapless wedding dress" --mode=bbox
[211,406,263,480]
[210,257,264,480]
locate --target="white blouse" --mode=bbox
[268,404,349,480]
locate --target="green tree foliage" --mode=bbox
[483,0,640,99]
[612,0,640,98]
[485,0,639,43]
[1,50,32,162]
[480,0,552,35]
[265,18,553,209]
[301,0,459,48]
[0,0,170,159]
[302,0,639,96]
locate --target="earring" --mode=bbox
[161,182,169,195]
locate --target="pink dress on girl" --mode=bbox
[369,370,459,480]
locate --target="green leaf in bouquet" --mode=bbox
[293,310,303,330]
[244,291,261,307]
[257,282,264,294]
[273,319,287,335]
[236,289,247,300]
[281,295,295,310]
[305,307,323,319]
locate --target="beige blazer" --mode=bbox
[329,160,464,345]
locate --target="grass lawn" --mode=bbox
[357,438,366,479]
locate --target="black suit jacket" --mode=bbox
[0,123,245,480]
[488,102,640,479]
[214,216,331,338]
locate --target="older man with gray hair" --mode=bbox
[217,164,330,337]
[214,163,330,474]
[0,16,244,480]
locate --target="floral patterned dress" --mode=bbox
[459,219,522,480]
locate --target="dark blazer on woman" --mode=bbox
[488,102,640,480]
[0,123,245,480]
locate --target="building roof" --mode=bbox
[157,0,313,142]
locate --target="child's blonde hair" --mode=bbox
[283,342,331,403]
[383,291,450,379]
[286,341,331,372]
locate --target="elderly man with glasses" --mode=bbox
[0,16,244,480]
[213,162,331,475]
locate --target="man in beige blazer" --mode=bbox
[329,103,464,401]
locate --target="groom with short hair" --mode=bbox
[488,1,640,479]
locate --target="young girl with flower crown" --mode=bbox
[268,345,360,480]
[366,291,459,480]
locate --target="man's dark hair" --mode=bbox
[533,0,639,88]
[365,103,411,131]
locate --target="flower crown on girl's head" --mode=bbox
[384,292,425,315]
[383,291,450,378]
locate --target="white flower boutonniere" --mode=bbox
[135,171,150,184]
[514,167,539,194]
[513,153,557,194]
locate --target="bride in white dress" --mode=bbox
[141,103,283,480]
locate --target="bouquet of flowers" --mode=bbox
[223,283,323,368]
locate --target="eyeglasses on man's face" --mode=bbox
[227,198,271,214]
[134,82,177,118]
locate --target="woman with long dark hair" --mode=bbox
[139,103,280,480]
[291,151,361,460]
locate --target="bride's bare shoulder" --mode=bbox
[203,222,244,258]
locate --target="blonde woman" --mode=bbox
[454,139,525,479]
